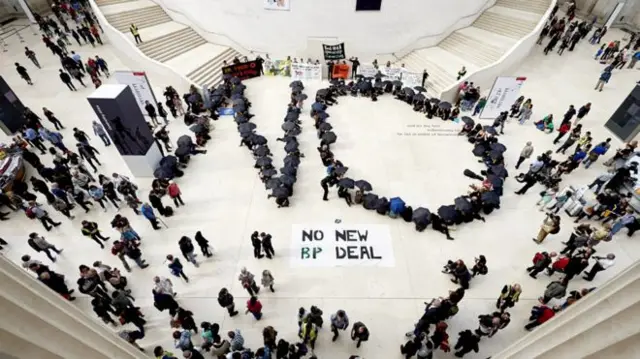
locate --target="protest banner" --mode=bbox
[290,224,395,267]
[331,63,350,79]
[221,60,262,81]
[323,43,346,60]
[291,62,322,81]
[401,70,422,88]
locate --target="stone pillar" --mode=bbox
[0,255,148,359]
[492,262,640,359]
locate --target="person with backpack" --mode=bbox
[166,254,189,282]
[28,232,63,262]
[527,251,557,279]
[496,283,522,312]
[178,236,199,267]
[26,201,61,231]
[167,181,184,207]
[81,220,110,248]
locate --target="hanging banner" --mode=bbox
[221,60,262,81]
[331,63,350,79]
[323,43,346,60]
[480,76,526,119]
[291,62,322,81]
[290,224,395,267]
[264,0,290,11]
[113,71,158,116]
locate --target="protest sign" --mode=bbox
[291,62,322,81]
[323,43,346,60]
[221,60,262,81]
[331,64,350,79]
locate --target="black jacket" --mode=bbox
[217,292,234,307]
[179,237,195,257]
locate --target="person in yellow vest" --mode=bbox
[496,283,522,312]
[130,24,142,44]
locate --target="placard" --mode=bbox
[291,62,322,81]
[331,64,350,79]
[357,64,379,78]
[480,76,526,119]
[380,66,402,81]
[264,0,290,11]
[113,71,158,116]
[401,70,422,88]
[323,43,346,60]
[221,60,262,81]
[290,224,395,267]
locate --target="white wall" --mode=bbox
[148,0,492,60]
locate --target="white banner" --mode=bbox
[290,224,395,267]
[357,64,379,78]
[113,71,158,115]
[291,62,322,81]
[380,66,403,81]
[480,76,526,119]
[264,0,290,10]
[401,70,422,88]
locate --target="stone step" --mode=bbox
[495,0,551,14]
[474,10,538,39]
[95,0,133,6]
[188,48,243,88]
[439,32,504,67]
[104,6,171,32]
[138,28,207,62]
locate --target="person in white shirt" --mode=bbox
[588,172,614,193]
[154,276,175,297]
[583,253,615,281]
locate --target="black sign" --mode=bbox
[323,43,346,60]
[605,84,640,142]
[221,60,262,81]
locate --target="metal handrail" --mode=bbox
[148,0,266,55]
[375,0,497,59]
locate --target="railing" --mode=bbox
[0,24,38,52]
[376,0,497,61]
[439,0,556,101]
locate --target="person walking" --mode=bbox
[144,100,159,126]
[26,201,61,231]
[42,107,64,130]
[24,47,40,68]
[261,269,275,292]
[167,181,184,207]
[533,213,560,244]
[251,231,264,259]
[575,103,591,123]
[158,102,169,124]
[141,202,161,230]
[77,143,101,172]
[130,23,142,44]
[527,251,556,279]
[496,283,522,312]
[15,62,33,85]
[81,220,110,248]
[351,322,370,348]
[260,232,275,259]
[595,67,612,92]
[95,56,110,77]
[330,309,350,341]
[27,232,63,262]
[515,142,534,169]
[553,121,572,145]
[583,253,615,281]
[178,236,199,267]
[245,296,263,320]
[166,254,189,282]
[194,231,212,257]
[218,288,239,316]
[239,267,260,296]
[92,121,111,146]
[59,69,76,91]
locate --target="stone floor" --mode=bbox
[1,24,639,359]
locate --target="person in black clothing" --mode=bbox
[350,322,369,348]
[194,231,212,257]
[514,172,538,195]
[260,232,275,259]
[326,60,335,80]
[148,190,167,216]
[59,69,76,91]
[422,69,429,87]
[43,108,64,130]
[92,296,117,325]
[251,231,264,259]
[349,57,360,79]
[321,174,337,201]
[454,330,480,357]
[73,127,90,144]
[15,63,33,85]
[562,105,576,124]
[217,288,239,316]
[25,47,40,68]
[256,55,265,75]
[30,177,56,203]
[576,103,591,122]
[76,143,101,172]
[145,101,159,126]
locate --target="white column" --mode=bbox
[492,262,640,359]
[0,255,148,359]
[16,0,36,23]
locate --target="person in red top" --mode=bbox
[245,296,262,320]
[525,305,558,330]
[168,182,185,207]
[553,121,572,145]
[547,255,569,275]
[90,25,103,45]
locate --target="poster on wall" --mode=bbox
[290,224,395,267]
[323,43,346,60]
[480,76,526,119]
[113,71,158,116]
[264,0,290,11]
[221,60,262,81]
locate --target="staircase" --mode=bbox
[187,48,244,88]
[96,0,240,88]
[397,0,551,96]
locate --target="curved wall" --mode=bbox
[150,0,491,59]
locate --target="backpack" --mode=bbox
[26,207,36,219]
[533,252,544,264]
[164,206,174,217]
[28,238,42,252]
[167,183,180,198]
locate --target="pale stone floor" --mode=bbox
[1,27,640,359]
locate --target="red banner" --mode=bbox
[331,64,350,79]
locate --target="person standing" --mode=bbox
[130,23,142,44]
[59,69,76,91]
[351,322,369,348]
[330,309,349,341]
[553,121,572,145]
[179,236,199,267]
[24,47,40,68]
[153,276,175,297]
[166,254,189,282]
[194,231,212,257]
[92,121,110,146]
[260,232,275,259]
[575,103,591,123]
[145,100,159,126]
[27,232,63,262]
[15,63,33,85]
[218,288,239,316]
[81,220,110,248]
[583,253,615,281]
[533,213,560,244]
[516,142,534,169]
[26,201,61,231]
[348,57,360,79]
[261,269,275,292]
[239,267,260,296]
[251,231,264,259]
[496,283,522,312]
[245,296,263,320]
[167,181,184,207]
[527,251,556,279]
[595,67,612,92]
[141,202,161,230]
[422,69,429,88]
[453,330,480,358]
